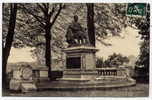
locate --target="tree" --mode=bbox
[2,3,131,72]
[53,4,127,47]
[2,3,18,88]
[86,3,95,46]
[134,4,150,78]
[104,53,129,67]
[21,4,64,79]
[136,40,149,70]
[24,3,129,65]
[96,57,104,68]
[94,4,127,40]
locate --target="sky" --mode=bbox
[96,26,142,59]
[8,26,142,63]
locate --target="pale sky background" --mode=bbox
[8,26,142,63]
[96,27,142,59]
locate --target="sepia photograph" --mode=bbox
[2,3,150,97]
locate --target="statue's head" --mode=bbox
[74,15,78,22]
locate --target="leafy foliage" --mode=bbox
[96,53,129,68]
[134,4,150,75]
[3,3,134,64]
[96,57,104,68]
[136,40,149,69]
[104,53,129,67]
[94,3,127,41]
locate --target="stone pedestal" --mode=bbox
[21,82,37,93]
[33,67,49,81]
[62,46,99,80]
[9,65,37,92]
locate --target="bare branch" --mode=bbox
[50,4,63,27]
[37,3,48,16]
[49,5,55,18]
[96,38,112,46]
[21,4,45,27]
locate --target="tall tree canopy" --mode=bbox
[134,4,150,76]
[3,3,65,80]
[21,3,64,79]
[3,3,133,74]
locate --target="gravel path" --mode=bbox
[3,83,149,97]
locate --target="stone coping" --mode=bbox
[64,69,97,71]
[32,66,48,70]
[96,76,127,79]
[96,67,126,70]
[63,45,99,53]
[58,78,90,81]
[96,67,117,70]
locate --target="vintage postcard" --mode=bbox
[1,0,151,99]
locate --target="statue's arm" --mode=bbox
[66,26,73,40]
[80,24,86,33]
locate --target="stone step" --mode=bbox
[63,70,98,75]
[37,81,136,90]
[38,77,135,89]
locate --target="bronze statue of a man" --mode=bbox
[66,15,90,47]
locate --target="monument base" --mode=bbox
[62,69,97,80]
[41,45,136,89]
[61,45,99,82]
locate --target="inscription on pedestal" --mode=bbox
[66,57,81,69]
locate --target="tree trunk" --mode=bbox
[2,4,17,89]
[44,25,52,80]
[87,3,95,47]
